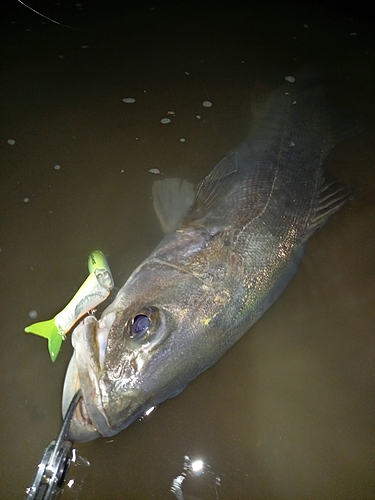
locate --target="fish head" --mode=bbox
[63,258,231,441]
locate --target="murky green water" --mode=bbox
[1,1,374,499]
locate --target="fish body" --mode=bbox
[63,78,352,440]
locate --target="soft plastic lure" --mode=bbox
[25,251,114,362]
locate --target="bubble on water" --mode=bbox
[202,100,212,108]
[196,115,201,119]
[161,118,171,124]
[285,75,296,83]
[54,164,61,170]
[23,197,30,203]
[29,310,38,319]
[149,168,161,174]
[122,98,136,103]
[180,138,186,143]
[7,139,15,145]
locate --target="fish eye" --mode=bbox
[127,306,161,343]
[132,314,150,336]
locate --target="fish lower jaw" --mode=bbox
[67,393,104,441]
[63,350,102,441]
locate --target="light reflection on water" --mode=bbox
[62,450,90,499]
[171,456,221,500]
[1,1,374,499]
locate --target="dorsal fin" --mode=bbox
[152,178,195,233]
[183,151,239,224]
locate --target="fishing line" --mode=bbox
[17,0,78,29]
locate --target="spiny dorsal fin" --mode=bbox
[183,151,239,224]
[152,178,195,233]
[307,174,354,237]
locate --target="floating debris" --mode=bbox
[196,115,201,119]
[54,164,61,170]
[23,198,30,203]
[179,138,186,143]
[185,71,190,75]
[160,118,171,124]
[149,168,161,174]
[122,98,136,103]
[202,100,212,108]
[7,139,15,145]
[80,45,89,49]
[285,76,296,83]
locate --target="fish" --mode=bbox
[25,251,114,361]
[62,76,353,441]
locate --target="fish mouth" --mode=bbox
[62,313,118,441]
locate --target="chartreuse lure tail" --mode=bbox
[25,319,63,363]
[25,250,114,362]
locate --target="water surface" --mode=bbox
[1,1,374,498]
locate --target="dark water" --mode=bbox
[1,1,374,499]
